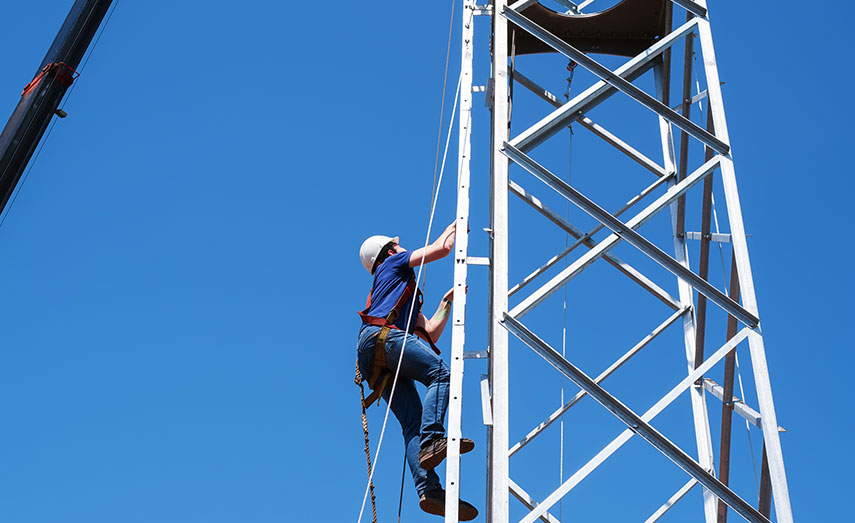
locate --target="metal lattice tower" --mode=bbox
[444,1,793,522]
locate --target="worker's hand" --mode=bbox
[442,221,457,250]
[442,287,455,303]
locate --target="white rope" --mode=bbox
[355,70,463,523]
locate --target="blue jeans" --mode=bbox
[358,325,450,496]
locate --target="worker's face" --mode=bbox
[391,243,406,254]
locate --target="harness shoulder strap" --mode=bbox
[359,273,440,408]
[385,274,416,323]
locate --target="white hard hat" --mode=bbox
[359,235,399,273]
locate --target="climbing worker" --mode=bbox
[357,222,478,521]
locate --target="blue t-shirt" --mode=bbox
[362,251,421,333]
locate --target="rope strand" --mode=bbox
[355,363,379,523]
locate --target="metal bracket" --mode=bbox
[473,3,493,16]
[685,231,732,243]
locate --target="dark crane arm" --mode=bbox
[0,0,113,216]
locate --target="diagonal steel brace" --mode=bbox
[509,178,680,310]
[509,17,699,152]
[503,7,728,154]
[504,143,759,328]
[503,313,770,523]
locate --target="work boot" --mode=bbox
[419,487,478,521]
[418,437,475,471]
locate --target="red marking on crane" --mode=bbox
[22,62,80,96]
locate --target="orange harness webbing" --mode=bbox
[357,275,439,408]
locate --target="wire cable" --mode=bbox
[559,60,577,522]
[397,452,407,523]
[424,0,457,291]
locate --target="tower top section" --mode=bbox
[513,0,668,57]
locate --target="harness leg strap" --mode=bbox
[363,325,392,408]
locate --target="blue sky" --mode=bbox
[0,1,851,522]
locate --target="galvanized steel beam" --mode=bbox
[504,143,758,327]
[509,17,699,152]
[503,314,770,523]
[502,9,728,153]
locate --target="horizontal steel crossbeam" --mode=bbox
[504,143,759,327]
[503,314,770,523]
[503,6,729,154]
[703,378,784,432]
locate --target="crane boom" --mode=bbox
[0,0,113,216]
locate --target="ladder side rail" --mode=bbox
[444,0,476,520]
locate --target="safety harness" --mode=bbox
[357,274,440,408]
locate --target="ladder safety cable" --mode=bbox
[425,0,458,291]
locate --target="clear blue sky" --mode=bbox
[0,1,850,522]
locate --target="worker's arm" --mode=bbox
[417,287,455,342]
[408,221,456,268]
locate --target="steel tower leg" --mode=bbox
[489,1,511,522]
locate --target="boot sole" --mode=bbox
[419,496,478,521]
[419,438,475,471]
